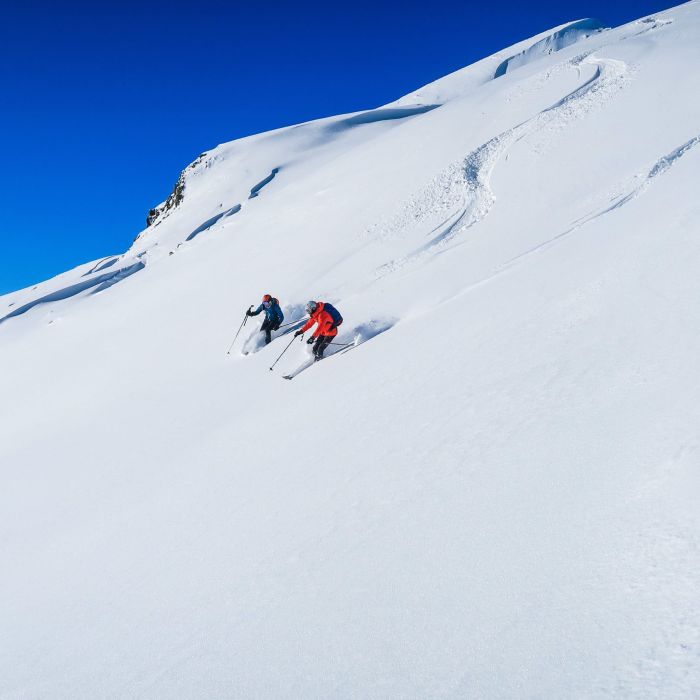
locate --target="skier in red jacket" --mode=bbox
[295,300,343,361]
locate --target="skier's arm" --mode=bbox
[248,304,263,316]
[299,316,316,333]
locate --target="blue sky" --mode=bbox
[0,0,676,294]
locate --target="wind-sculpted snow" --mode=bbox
[2,3,700,697]
[390,18,614,107]
[248,168,280,199]
[326,104,440,131]
[0,261,145,323]
[627,14,675,38]
[493,18,607,78]
[185,204,241,241]
[82,256,119,276]
[300,104,441,150]
[371,52,628,278]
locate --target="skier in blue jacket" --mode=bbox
[247,294,284,344]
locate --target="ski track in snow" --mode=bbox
[578,134,700,223]
[435,132,700,310]
[370,53,629,279]
[368,15,677,284]
[5,21,673,329]
[502,133,700,266]
[183,108,440,247]
[280,321,392,379]
[4,5,700,695]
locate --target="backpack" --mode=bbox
[324,302,343,327]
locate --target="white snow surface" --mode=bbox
[2,3,700,697]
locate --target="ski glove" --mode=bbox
[294,330,303,337]
[307,337,315,345]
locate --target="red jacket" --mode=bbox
[301,302,338,338]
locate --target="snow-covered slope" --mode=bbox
[2,3,700,697]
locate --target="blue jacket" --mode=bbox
[250,299,284,324]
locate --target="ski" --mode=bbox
[282,357,315,380]
[281,335,361,380]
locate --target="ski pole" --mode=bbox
[226,307,252,354]
[277,317,308,330]
[270,333,301,371]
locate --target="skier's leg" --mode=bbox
[321,336,333,356]
[261,319,272,344]
[321,336,333,357]
[313,335,332,360]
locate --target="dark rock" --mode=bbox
[145,152,209,228]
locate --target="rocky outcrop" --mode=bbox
[145,152,208,228]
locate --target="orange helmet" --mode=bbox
[262,294,272,302]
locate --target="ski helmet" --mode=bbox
[262,294,272,302]
[305,300,318,315]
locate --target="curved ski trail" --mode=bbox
[372,53,628,278]
[430,132,700,312]
[502,132,700,264]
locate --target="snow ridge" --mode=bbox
[186,204,242,241]
[493,18,607,78]
[0,261,145,324]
